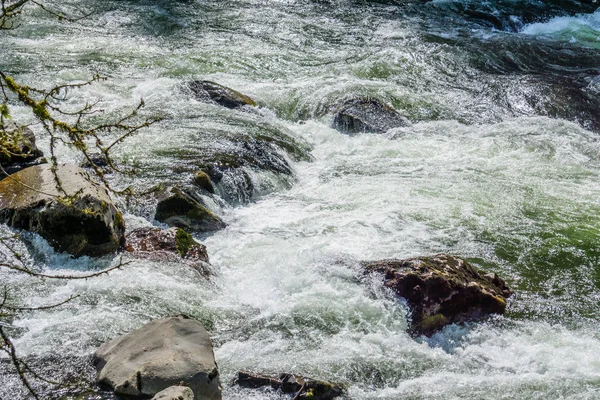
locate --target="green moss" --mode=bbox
[175,228,195,257]
[114,211,124,231]
[186,204,219,221]
[193,171,215,193]
[418,314,448,333]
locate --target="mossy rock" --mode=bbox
[363,254,513,336]
[0,124,45,175]
[125,227,211,276]
[193,171,215,194]
[0,164,124,256]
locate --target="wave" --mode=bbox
[521,9,600,46]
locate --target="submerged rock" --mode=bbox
[151,386,194,400]
[235,372,343,400]
[0,164,124,257]
[155,186,226,233]
[124,227,211,276]
[363,254,512,336]
[189,80,257,110]
[0,124,45,175]
[151,114,313,205]
[93,316,222,400]
[333,97,410,134]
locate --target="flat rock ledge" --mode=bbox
[363,254,512,336]
[94,316,222,400]
[151,386,194,400]
[0,164,124,257]
[124,227,211,276]
[235,371,343,400]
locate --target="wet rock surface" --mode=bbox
[363,254,512,336]
[0,164,124,257]
[235,371,343,400]
[193,171,215,194]
[93,316,222,400]
[155,186,226,233]
[189,80,257,110]
[151,386,194,400]
[124,227,211,276]
[0,124,45,175]
[333,98,410,134]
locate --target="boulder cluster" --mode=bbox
[0,81,513,399]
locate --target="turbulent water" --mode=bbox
[2,1,600,399]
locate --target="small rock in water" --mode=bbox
[235,371,344,400]
[155,186,226,233]
[0,124,46,175]
[124,227,211,276]
[0,164,124,257]
[93,316,222,400]
[333,97,410,134]
[193,171,216,194]
[151,386,194,400]
[188,80,257,109]
[363,254,512,336]
[79,152,114,172]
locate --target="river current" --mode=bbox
[1,1,600,399]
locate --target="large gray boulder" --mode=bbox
[363,254,512,336]
[333,97,410,134]
[151,386,194,400]
[0,164,124,256]
[93,316,221,400]
[0,124,45,175]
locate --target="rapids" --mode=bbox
[1,1,600,399]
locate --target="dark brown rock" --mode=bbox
[0,164,124,257]
[0,124,45,175]
[235,372,343,400]
[189,81,257,110]
[363,254,512,336]
[125,227,211,276]
[333,97,410,134]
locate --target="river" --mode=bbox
[1,1,600,399]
